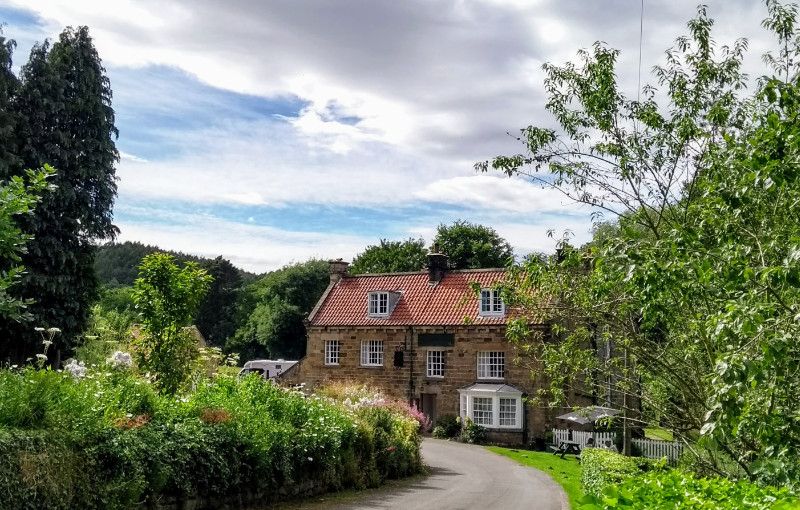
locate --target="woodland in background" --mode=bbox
[93,219,517,364]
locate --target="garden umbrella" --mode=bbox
[555,406,620,425]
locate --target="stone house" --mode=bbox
[280,253,558,445]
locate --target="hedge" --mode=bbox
[0,368,424,509]
[580,448,651,497]
[580,448,800,509]
[580,469,800,510]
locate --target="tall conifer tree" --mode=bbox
[0,26,118,362]
[0,27,19,175]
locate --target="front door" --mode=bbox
[421,393,437,425]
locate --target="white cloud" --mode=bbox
[413,175,585,215]
[114,117,460,209]
[119,151,148,163]
[6,0,783,271]
[115,213,373,273]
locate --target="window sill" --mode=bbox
[359,365,384,369]
[324,363,340,367]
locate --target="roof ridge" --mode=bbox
[343,268,506,278]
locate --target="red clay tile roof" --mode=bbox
[309,269,508,326]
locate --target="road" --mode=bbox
[325,439,568,510]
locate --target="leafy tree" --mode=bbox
[0,167,52,323]
[350,238,427,274]
[195,256,242,346]
[132,253,211,394]
[0,26,118,363]
[228,259,328,360]
[433,220,513,269]
[479,1,800,486]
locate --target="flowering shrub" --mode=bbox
[0,369,422,509]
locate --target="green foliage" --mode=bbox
[0,26,20,176]
[76,286,138,365]
[132,253,212,394]
[0,367,422,509]
[480,2,800,486]
[228,259,328,360]
[194,256,242,346]
[94,241,257,288]
[0,26,119,361]
[580,469,800,510]
[434,414,461,438]
[350,238,427,274]
[433,220,513,269]
[460,417,488,444]
[580,448,650,498]
[95,243,256,349]
[0,167,52,322]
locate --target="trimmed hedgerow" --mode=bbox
[580,448,651,498]
[0,368,423,509]
[580,469,800,509]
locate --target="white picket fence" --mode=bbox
[552,428,615,449]
[551,428,684,466]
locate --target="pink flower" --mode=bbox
[387,446,396,452]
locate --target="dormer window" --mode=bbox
[479,288,504,317]
[368,291,389,317]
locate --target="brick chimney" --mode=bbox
[427,243,448,285]
[329,259,349,283]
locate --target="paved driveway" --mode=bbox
[325,438,568,510]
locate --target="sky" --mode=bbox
[0,0,779,272]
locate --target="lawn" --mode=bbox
[487,447,584,509]
[643,427,674,441]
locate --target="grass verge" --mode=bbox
[643,427,674,441]
[487,447,583,509]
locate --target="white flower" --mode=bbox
[47,327,61,334]
[34,327,45,332]
[107,351,133,369]
[64,359,87,380]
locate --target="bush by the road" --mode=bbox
[580,468,800,509]
[0,366,422,509]
[580,448,650,497]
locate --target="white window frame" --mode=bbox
[477,351,505,380]
[368,292,389,317]
[499,397,517,426]
[458,391,522,429]
[472,397,493,426]
[360,340,384,367]
[479,288,505,317]
[426,350,445,378]
[324,340,340,366]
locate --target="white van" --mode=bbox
[238,359,298,380]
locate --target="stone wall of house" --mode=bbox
[280,324,561,444]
